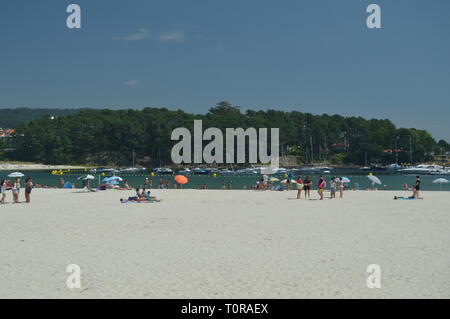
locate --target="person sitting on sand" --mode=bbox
[134,188,143,198]
[145,190,161,202]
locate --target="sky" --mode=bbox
[1,0,449,141]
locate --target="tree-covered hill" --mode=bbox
[6,102,450,166]
[0,108,84,129]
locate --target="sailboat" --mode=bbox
[120,150,146,173]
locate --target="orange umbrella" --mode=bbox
[174,175,188,184]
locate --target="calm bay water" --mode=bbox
[1,169,449,191]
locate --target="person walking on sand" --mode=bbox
[296,176,303,199]
[24,177,33,203]
[0,179,7,204]
[330,177,336,199]
[317,175,326,200]
[413,176,421,199]
[303,176,312,199]
[12,177,20,203]
[337,177,344,198]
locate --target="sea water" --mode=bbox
[0,170,449,191]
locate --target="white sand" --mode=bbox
[0,189,448,299]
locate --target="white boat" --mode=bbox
[96,168,120,175]
[193,168,208,175]
[234,168,259,175]
[120,167,146,173]
[177,168,192,174]
[154,168,173,174]
[254,167,287,175]
[430,167,450,175]
[400,164,443,175]
[386,164,403,172]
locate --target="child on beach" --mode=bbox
[296,176,303,199]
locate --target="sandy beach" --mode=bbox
[0,189,448,299]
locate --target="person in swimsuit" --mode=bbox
[24,177,33,203]
[296,176,303,199]
[303,176,312,199]
[317,176,326,200]
[413,176,421,199]
[12,178,20,203]
[337,177,344,198]
[0,179,7,204]
[330,177,336,199]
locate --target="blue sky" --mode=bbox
[1,0,449,141]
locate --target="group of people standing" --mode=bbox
[0,177,33,204]
[296,176,345,200]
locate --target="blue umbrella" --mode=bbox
[102,176,123,183]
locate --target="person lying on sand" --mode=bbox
[393,196,423,200]
[121,190,161,203]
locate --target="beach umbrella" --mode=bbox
[367,174,382,185]
[78,174,95,180]
[433,178,449,190]
[341,177,351,183]
[102,176,123,183]
[174,175,188,184]
[280,179,297,184]
[7,172,24,178]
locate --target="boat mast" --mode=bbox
[409,136,413,165]
[159,149,162,168]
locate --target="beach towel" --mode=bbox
[120,200,157,204]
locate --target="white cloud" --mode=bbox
[112,28,151,41]
[124,80,139,86]
[158,30,186,43]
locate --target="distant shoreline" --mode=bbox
[0,162,90,171]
